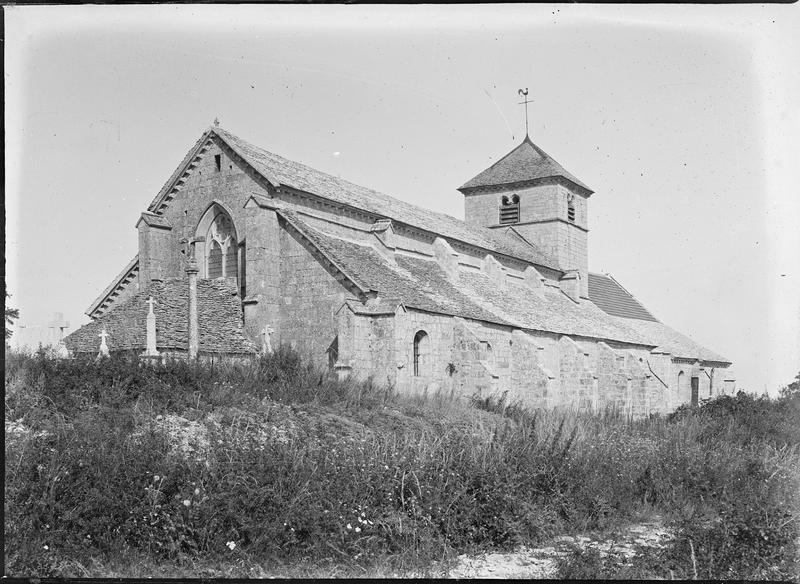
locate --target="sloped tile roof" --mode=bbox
[587,272,729,363]
[65,279,256,355]
[213,127,562,272]
[459,135,592,193]
[284,211,730,363]
[458,273,649,345]
[85,255,140,318]
[611,317,730,364]
[588,272,658,322]
[281,210,506,324]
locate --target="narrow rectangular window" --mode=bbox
[214,154,221,172]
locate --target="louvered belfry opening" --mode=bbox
[499,194,520,224]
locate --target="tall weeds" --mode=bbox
[5,349,799,579]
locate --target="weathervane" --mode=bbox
[518,88,533,137]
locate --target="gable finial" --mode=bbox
[213,117,220,127]
[518,88,532,138]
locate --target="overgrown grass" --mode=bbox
[5,348,799,579]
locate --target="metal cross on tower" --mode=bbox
[518,88,533,137]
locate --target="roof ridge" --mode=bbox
[212,126,564,272]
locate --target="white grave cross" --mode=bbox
[97,328,110,358]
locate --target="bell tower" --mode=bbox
[457,135,593,297]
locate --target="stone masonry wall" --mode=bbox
[277,224,354,369]
[150,137,268,282]
[368,310,683,418]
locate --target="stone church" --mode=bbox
[64,123,735,415]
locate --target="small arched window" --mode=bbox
[499,194,520,225]
[413,330,429,377]
[567,201,576,223]
[677,371,685,393]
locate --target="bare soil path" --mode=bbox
[444,517,672,579]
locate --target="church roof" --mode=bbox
[587,272,659,322]
[458,135,593,193]
[280,210,646,345]
[85,255,140,318]
[611,317,730,364]
[280,210,730,363]
[147,127,563,273]
[65,279,256,355]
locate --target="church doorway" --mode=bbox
[691,376,699,406]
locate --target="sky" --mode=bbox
[5,5,799,394]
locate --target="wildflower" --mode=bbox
[153,475,160,482]
[43,545,49,550]
[183,499,191,507]
[226,541,236,550]
[355,527,361,533]
[194,488,200,495]
[347,523,352,530]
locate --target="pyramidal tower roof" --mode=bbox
[458,135,593,194]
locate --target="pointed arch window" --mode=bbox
[195,204,245,293]
[500,194,520,225]
[205,211,238,280]
[413,330,429,377]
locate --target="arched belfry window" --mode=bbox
[413,330,429,377]
[567,194,576,223]
[500,194,520,225]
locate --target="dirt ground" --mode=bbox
[444,518,672,579]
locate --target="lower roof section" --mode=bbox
[283,207,729,363]
[65,278,256,355]
[587,272,658,322]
